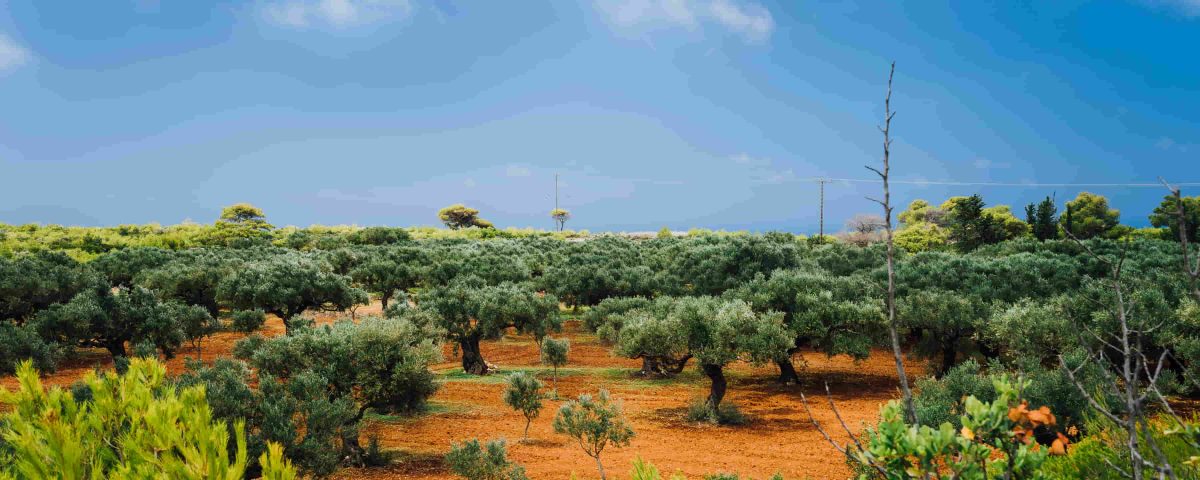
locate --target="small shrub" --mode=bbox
[553,389,635,480]
[540,337,570,395]
[502,372,544,441]
[686,397,748,425]
[445,438,529,480]
[229,308,267,333]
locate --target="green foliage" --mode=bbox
[1041,416,1200,479]
[502,372,544,440]
[614,297,791,408]
[629,457,686,480]
[853,378,1055,479]
[347,226,411,245]
[33,285,209,365]
[218,255,366,333]
[416,279,560,374]
[553,390,635,480]
[1025,196,1059,241]
[1062,192,1120,239]
[183,317,441,477]
[445,438,529,480]
[1149,193,1200,242]
[686,397,748,425]
[90,247,173,287]
[894,221,949,252]
[228,308,267,333]
[551,208,571,231]
[349,247,424,309]
[913,356,1106,435]
[439,204,494,230]
[658,227,673,239]
[540,337,570,394]
[947,194,1004,252]
[0,357,296,479]
[898,289,990,376]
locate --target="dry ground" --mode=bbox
[1,302,910,480]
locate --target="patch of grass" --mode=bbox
[365,400,473,422]
[686,398,749,425]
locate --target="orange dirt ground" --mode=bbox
[1,302,915,480]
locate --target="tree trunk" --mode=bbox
[341,430,365,467]
[639,356,660,376]
[523,417,531,441]
[702,363,727,410]
[776,357,800,384]
[461,337,488,375]
[380,292,391,311]
[281,313,294,335]
[594,454,607,480]
[938,336,958,377]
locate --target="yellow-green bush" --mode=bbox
[0,357,295,479]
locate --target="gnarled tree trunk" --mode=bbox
[461,336,488,375]
[702,363,727,409]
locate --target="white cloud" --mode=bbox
[0,34,31,74]
[505,165,532,177]
[707,0,773,43]
[594,0,774,44]
[261,0,414,29]
[464,178,477,188]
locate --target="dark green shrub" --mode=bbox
[445,438,528,480]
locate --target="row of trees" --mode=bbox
[883,191,1200,253]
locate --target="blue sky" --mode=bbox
[0,1,1197,232]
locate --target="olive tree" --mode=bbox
[540,337,570,394]
[898,289,991,377]
[729,270,882,384]
[218,255,366,334]
[184,317,441,476]
[0,251,99,324]
[502,372,544,441]
[349,247,424,310]
[614,297,791,410]
[33,285,211,366]
[138,251,235,320]
[417,279,561,374]
[552,390,635,480]
[90,247,173,288]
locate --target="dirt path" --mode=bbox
[1,303,909,480]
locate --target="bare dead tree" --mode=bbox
[864,61,917,424]
[1058,232,1182,480]
[1161,178,1200,303]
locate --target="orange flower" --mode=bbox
[961,426,975,440]
[1050,433,1070,456]
[1027,406,1056,427]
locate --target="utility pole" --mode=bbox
[817,178,828,238]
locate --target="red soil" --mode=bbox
[2,303,911,480]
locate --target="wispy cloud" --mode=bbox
[260,0,414,29]
[0,34,31,74]
[594,0,774,44]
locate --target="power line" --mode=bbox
[803,177,1200,188]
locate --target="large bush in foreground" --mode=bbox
[0,358,295,479]
[182,317,441,477]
